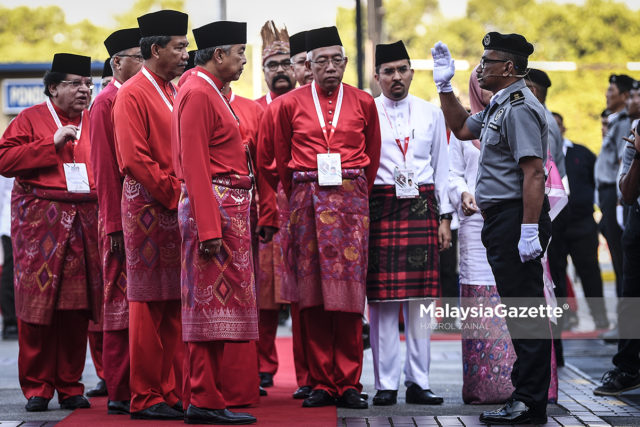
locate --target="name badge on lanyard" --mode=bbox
[47,99,90,193]
[312,82,344,186]
[381,101,418,198]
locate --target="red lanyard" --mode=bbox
[381,101,411,163]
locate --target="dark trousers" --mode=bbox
[598,185,624,296]
[481,198,552,412]
[0,235,15,329]
[439,229,459,300]
[613,203,640,374]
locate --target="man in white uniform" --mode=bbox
[367,40,452,406]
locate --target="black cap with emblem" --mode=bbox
[482,32,534,57]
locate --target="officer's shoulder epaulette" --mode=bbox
[510,90,525,106]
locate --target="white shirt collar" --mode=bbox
[381,93,410,109]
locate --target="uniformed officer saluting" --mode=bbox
[431,33,552,425]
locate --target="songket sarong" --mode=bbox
[257,183,293,309]
[11,182,102,325]
[460,284,559,404]
[288,169,369,314]
[178,176,259,342]
[367,184,440,301]
[98,216,128,331]
[121,175,181,302]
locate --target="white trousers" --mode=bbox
[369,299,433,391]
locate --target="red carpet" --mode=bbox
[58,337,336,426]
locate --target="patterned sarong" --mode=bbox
[178,176,259,342]
[257,183,293,309]
[121,175,181,302]
[460,284,559,404]
[99,216,128,331]
[11,182,102,325]
[367,185,440,301]
[288,169,369,314]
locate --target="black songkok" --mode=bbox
[137,10,188,37]
[482,32,534,57]
[51,53,91,77]
[102,58,113,79]
[192,21,247,49]
[609,74,635,93]
[104,28,141,57]
[289,31,307,57]
[525,68,551,88]
[375,40,410,67]
[305,26,342,52]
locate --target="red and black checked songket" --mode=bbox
[366,184,441,301]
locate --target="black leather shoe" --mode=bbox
[480,400,547,425]
[60,395,91,410]
[25,396,49,412]
[2,324,18,340]
[292,385,312,399]
[130,402,183,420]
[259,372,274,388]
[336,388,368,409]
[302,389,336,407]
[86,379,108,397]
[107,400,130,415]
[259,386,268,396]
[405,383,443,405]
[372,390,397,406]
[172,401,184,413]
[185,404,256,424]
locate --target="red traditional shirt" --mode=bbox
[230,91,278,228]
[172,66,250,242]
[90,79,123,235]
[273,82,381,195]
[255,91,277,110]
[112,66,181,210]
[0,101,94,191]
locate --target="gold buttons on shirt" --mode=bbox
[328,100,333,104]
[328,120,332,124]
[329,111,333,114]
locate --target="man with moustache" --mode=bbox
[272,26,381,409]
[368,40,451,407]
[112,10,189,420]
[89,27,143,415]
[0,53,99,412]
[172,20,258,425]
[253,20,294,391]
[432,33,552,424]
[256,29,314,400]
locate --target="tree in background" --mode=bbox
[338,0,640,152]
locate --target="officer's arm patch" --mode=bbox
[510,90,525,105]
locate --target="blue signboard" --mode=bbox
[2,78,104,115]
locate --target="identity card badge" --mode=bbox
[394,168,419,199]
[317,153,343,186]
[63,163,90,193]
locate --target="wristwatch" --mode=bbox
[439,213,453,221]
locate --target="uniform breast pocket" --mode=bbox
[482,128,501,146]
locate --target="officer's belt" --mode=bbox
[480,199,522,220]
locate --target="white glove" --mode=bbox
[430,41,455,93]
[518,224,542,263]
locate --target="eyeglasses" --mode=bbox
[380,65,410,76]
[60,80,94,90]
[264,60,292,71]
[310,56,347,68]
[291,59,306,67]
[118,54,144,62]
[479,57,509,70]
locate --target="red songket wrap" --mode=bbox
[11,182,102,325]
[288,169,369,314]
[178,177,258,342]
[122,175,181,302]
[98,217,128,330]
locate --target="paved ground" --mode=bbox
[0,278,638,426]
